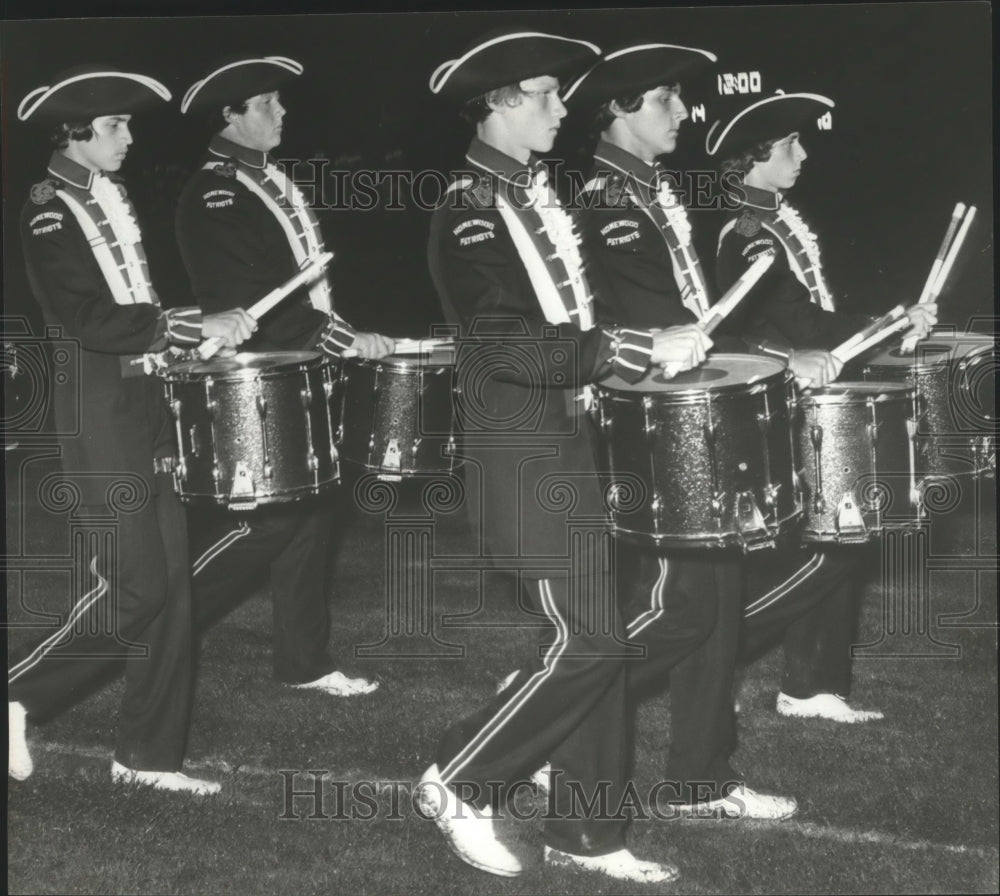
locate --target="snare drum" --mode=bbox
[595,354,800,552]
[162,351,338,509]
[860,333,996,477]
[794,382,918,543]
[331,346,457,480]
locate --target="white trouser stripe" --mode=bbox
[192,522,253,576]
[440,577,570,784]
[9,556,108,684]
[625,557,671,638]
[743,553,826,619]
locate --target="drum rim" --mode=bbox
[161,350,325,381]
[348,349,456,372]
[797,380,915,403]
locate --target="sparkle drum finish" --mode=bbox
[859,333,996,478]
[794,382,919,543]
[331,346,457,480]
[162,351,338,509]
[595,354,800,552]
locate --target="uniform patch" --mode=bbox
[603,175,628,208]
[30,180,57,205]
[601,218,641,247]
[203,188,236,209]
[470,178,493,208]
[29,210,64,235]
[453,218,495,246]
[215,161,238,179]
[735,209,762,237]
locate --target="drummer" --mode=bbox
[420,28,716,883]
[566,43,796,819]
[174,56,392,697]
[709,91,937,721]
[9,66,254,791]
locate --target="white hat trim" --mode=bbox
[705,91,834,156]
[563,43,717,100]
[18,71,171,121]
[429,31,600,94]
[180,55,303,113]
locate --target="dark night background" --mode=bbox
[1,2,994,339]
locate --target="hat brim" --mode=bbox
[18,70,171,124]
[706,93,834,158]
[181,56,303,113]
[430,31,600,101]
[563,43,717,107]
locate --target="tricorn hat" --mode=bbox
[181,56,303,113]
[18,66,171,124]
[705,91,834,158]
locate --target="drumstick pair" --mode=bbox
[918,202,976,307]
[197,252,335,360]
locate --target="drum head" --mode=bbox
[163,351,321,380]
[353,344,455,372]
[600,353,785,394]
[864,334,995,370]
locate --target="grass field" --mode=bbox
[6,454,999,895]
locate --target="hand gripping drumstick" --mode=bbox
[831,314,913,365]
[835,304,907,357]
[698,253,775,335]
[916,202,965,306]
[197,251,335,360]
[390,337,456,356]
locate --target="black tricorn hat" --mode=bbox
[705,91,834,158]
[18,66,171,124]
[562,43,717,108]
[181,56,303,113]
[429,29,600,101]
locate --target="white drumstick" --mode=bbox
[928,205,975,302]
[836,305,907,356]
[832,315,912,365]
[197,251,335,360]
[698,253,774,335]
[917,202,965,305]
[391,337,455,356]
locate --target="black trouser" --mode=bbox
[188,500,337,685]
[741,545,863,699]
[622,547,744,804]
[8,476,195,772]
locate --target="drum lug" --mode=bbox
[835,492,868,543]
[866,421,879,446]
[229,462,259,509]
[650,491,664,531]
[189,424,202,457]
[256,394,268,419]
[734,490,774,552]
[710,492,726,518]
[300,386,312,408]
[764,482,782,509]
[170,398,182,420]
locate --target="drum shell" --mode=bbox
[332,351,457,478]
[794,383,917,543]
[596,355,799,550]
[860,337,996,477]
[163,352,338,507]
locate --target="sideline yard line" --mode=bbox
[27,741,999,861]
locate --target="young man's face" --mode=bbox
[224,91,286,152]
[613,85,688,162]
[69,115,133,173]
[492,76,567,157]
[750,132,807,192]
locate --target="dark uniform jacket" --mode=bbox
[175,135,354,355]
[428,138,654,563]
[716,182,870,351]
[580,139,744,352]
[21,152,202,507]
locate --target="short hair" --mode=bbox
[720,138,778,177]
[590,91,646,142]
[460,83,526,126]
[50,121,94,148]
[212,98,250,134]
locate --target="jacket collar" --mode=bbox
[47,151,96,190]
[465,137,541,189]
[738,181,782,212]
[208,133,268,169]
[592,138,660,189]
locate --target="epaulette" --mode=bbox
[215,161,238,179]
[734,208,762,237]
[29,179,58,205]
[604,173,627,208]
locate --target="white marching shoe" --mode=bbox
[415,764,522,877]
[8,701,33,781]
[545,845,679,883]
[292,670,379,697]
[111,761,221,796]
[676,785,798,821]
[777,691,884,723]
